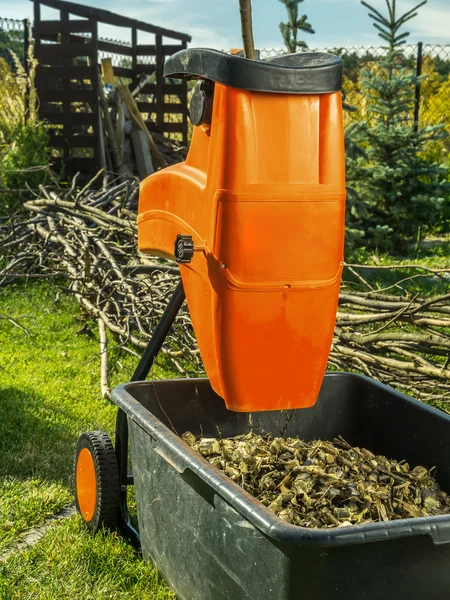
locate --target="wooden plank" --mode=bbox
[60,9,71,162]
[181,85,188,145]
[163,103,185,114]
[140,83,183,96]
[155,34,164,132]
[35,79,92,92]
[40,32,92,44]
[91,18,100,171]
[97,39,134,57]
[33,0,41,43]
[134,64,156,75]
[113,67,134,79]
[38,33,59,42]
[131,27,137,89]
[135,45,156,55]
[157,122,184,133]
[31,0,191,41]
[36,42,97,62]
[51,156,99,173]
[65,157,99,172]
[101,58,115,86]
[136,44,183,56]
[43,112,97,125]
[131,129,154,180]
[162,44,184,55]
[180,39,189,146]
[90,19,99,90]
[136,102,156,113]
[36,66,96,80]
[34,20,95,35]
[137,102,184,114]
[49,133,99,148]
[38,35,131,61]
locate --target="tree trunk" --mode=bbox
[239,0,256,60]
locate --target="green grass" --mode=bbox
[344,239,450,296]
[0,518,175,599]
[0,282,174,598]
[0,478,71,553]
[0,246,448,595]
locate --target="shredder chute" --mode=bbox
[137,48,346,412]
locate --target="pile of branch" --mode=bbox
[333,267,450,401]
[1,176,449,402]
[0,173,202,396]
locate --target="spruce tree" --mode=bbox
[346,0,450,251]
[279,0,314,53]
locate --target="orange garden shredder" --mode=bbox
[73,50,450,600]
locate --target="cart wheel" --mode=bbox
[74,431,120,533]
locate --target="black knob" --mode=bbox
[189,79,214,126]
[174,234,194,263]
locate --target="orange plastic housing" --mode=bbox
[138,84,345,411]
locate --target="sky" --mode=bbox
[0,0,449,49]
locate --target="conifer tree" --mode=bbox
[346,0,450,251]
[278,0,314,52]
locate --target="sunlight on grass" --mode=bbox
[0,516,175,599]
[0,282,174,598]
[0,478,72,553]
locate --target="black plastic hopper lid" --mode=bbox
[164,48,342,94]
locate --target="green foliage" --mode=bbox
[278,0,314,53]
[346,0,450,252]
[0,121,49,191]
[0,30,50,204]
[421,74,450,168]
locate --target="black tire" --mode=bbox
[74,431,120,533]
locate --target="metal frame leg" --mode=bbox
[115,281,186,549]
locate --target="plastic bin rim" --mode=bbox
[111,372,450,548]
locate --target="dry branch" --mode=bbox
[98,317,110,399]
[239,0,256,59]
[1,176,449,402]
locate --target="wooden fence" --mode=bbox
[32,0,191,176]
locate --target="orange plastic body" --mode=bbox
[138,84,346,411]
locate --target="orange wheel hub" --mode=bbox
[76,448,97,521]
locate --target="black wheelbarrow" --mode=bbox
[73,282,450,600]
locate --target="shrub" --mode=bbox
[345,0,450,252]
[0,30,49,203]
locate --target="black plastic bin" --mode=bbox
[111,373,450,600]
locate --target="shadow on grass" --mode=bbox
[0,386,76,484]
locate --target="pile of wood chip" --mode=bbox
[182,431,450,528]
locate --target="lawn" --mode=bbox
[0,245,448,598]
[0,282,175,599]
[345,241,450,296]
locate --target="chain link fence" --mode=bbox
[0,17,29,70]
[2,19,448,135]
[261,44,450,130]
[96,41,449,133]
